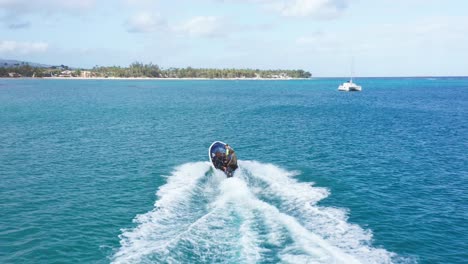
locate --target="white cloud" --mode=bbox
[177,16,226,38]
[276,0,347,18]
[122,0,155,6]
[0,0,96,13]
[0,41,49,54]
[6,21,30,29]
[126,12,166,33]
[0,0,96,28]
[0,14,30,29]
[220,0,348,19]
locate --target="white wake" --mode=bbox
[112,161,396,264]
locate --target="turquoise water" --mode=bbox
[1,78,467,263]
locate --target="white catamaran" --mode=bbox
[338,79,362,92]
[338,59,362,92]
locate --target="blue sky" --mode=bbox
[0,0,467,76]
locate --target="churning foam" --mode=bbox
[112,161,397,264]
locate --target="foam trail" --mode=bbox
[113,161,400,264]
[214,177,361,263]
[112,162,214,263]
[239,161,396,263]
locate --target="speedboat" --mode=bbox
[208,141,238,178]
[338,80,362,92]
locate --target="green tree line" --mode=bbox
[1,62,312,79]
[0,65,71,77]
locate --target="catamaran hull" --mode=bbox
[338,82,362,92]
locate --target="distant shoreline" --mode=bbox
[1,76,466,80]
[1,77,311,81]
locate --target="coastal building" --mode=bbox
[8,72,21,78]
[81,71,91,78]
[271,73,290,79]
[59,70,73,77]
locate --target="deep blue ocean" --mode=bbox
[1,78,467,263]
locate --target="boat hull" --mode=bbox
[208,141,237,177]
[338,82,362,92]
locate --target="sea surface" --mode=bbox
[0,78,467,263]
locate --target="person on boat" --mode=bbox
[224,144,238,173]
[212,151,225,170]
